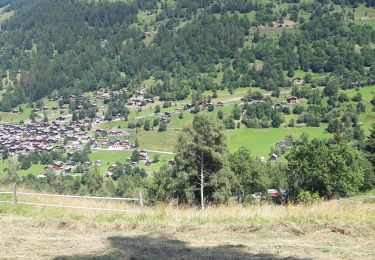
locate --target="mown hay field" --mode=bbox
[0,186,375,259]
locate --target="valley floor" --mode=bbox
[1,215,374,259]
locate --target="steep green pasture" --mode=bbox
[0,162,44,177]
[130,129,180,152]
[343,85,375,133]
[89,150,132,173]
[344,85,374,101]
[0,7,14,22]
[89,150,173,174]
[226,125,331,156]
[0,104,31,123]
[126,124,331,157]
[354,5,375,28]
[354,5,375,19]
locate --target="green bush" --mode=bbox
[297,190,321,204]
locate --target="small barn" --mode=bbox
[287,96,298,104]
[268,154,278,161]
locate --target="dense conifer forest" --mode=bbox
[0,0,373,111]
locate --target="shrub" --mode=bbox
[297,190,321,204]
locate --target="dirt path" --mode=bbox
[93,147,175,154]
[0,216,374,259]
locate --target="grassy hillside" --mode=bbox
[0,83,372,178]
[89,150,173,173]
[226,125,330,154]
[124,84,374,156]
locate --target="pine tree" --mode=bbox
[365,124,375,169]
[158,121,167,132]
[144,120,151,131]
[2,146,9,160]
[72,111,78,121]
[232,104,241,120]
[43,111,48,123]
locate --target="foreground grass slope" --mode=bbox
[0,187,375,259]
[0,213,374,259]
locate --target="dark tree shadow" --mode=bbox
[54,235,310,260]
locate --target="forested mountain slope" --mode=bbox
[0,0,373,111]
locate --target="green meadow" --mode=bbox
[89,150,173,174]
[343,85,375,133]
[130,129,180,152]
[0,150,172,179]
[0,161,44,177]
[124,124,332,157]
[0,85,372,176]
[353,5,375,28]
[226,125,331,156]
[0,104,32,123]
[0,7,14,22]
[89,150,132,171]
[344,85,374,101]
[123,85,374,156]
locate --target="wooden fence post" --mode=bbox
[13,183,17,205]
[138,191,144,214]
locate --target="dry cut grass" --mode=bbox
[1,187,375,225]
[0,186,375,259]
[1,185,375,225]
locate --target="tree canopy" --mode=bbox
[286,138,365,199]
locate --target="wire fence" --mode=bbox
[0,183,144,214]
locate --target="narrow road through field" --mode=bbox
[135,113,155,119]
[92,148,175,154]
[144,150,175,155]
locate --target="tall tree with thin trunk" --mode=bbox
[169,114,235,209]
[3,156,20,184]
[365,124,375,169]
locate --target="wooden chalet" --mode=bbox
[287,96,298,104]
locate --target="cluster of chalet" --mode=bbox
[67,94,106,123]
[12,105,60,114]
[272,96,299,110]
[158,108,183,122]
[241,97,260,103]
[129,150,152,165]
[93,91,111,101]
[93,129,134,150]
[292,77,305,84]
[93,138,135,150]
[0,120,91,156]
[38,161,79,178]
[160,111,172,122]
[107,150,152,176]
[159,102,224,122]
[241,94,299,110]
[38,159,100,178]
[93,114,105,124]
[277,139,295,150]
[185,101,224,111]
[127,89,153,107]
[266,139,295,162]
[95,128,128,136]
